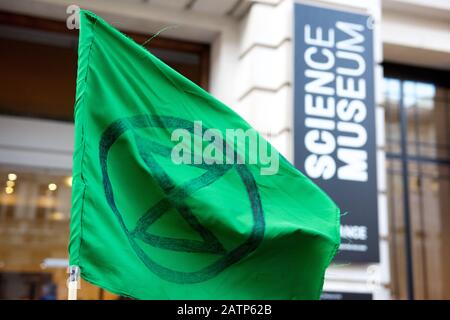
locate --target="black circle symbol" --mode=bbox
[99,115,265,283]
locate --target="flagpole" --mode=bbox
[68,265,80,300]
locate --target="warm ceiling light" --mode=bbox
[5,187,14,194]
[8,173,17,181]
[48,183,57,191]
[6,180,15,188]
[65,176,73,187]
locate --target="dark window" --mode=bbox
[383,63,450,300]
[0,11,210,122]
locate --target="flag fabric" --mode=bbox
[69,10,340,300]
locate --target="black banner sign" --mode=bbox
[294,3,379,262]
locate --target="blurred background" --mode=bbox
[0,0,448,300]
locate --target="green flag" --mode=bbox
[69,10,340,300]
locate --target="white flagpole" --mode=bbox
[68,265,80,300]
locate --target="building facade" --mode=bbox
[0,0,449,299]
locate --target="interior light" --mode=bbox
[48,183,58,191]
[8,173,17,181]
[6,180,15,188]
[65,176,73,187]
[5,187,14,194]
[51,211,64,221]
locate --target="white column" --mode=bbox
[234,0,294,161]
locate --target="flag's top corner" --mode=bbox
[77,9,104,44]
[76,9,155,64]
[76,9,161,61]
[78,9,115,35]
[79,9,100,24]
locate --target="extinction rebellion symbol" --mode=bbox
[99,115,265,283]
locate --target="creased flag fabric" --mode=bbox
[69,10,340,300]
